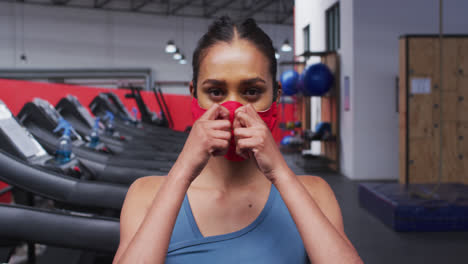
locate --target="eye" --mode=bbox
[207,88,225,100]
[243,88,263,100]
[246,89,259,96]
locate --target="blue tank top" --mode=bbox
[166,184,309,263]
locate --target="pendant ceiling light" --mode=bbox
[165,40,177,53]
[179,55,187,64]
[275,48,280,59]
[173,49,182,60]
[281,39,292,52]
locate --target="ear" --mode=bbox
[189,81,196,98]
[276,81,282,104]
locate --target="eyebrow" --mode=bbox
[240,77,266,86]
[201,77,266,86]
[201,79,226,86]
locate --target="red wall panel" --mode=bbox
[0,79,296,203]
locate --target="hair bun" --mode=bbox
[241,18,257,28]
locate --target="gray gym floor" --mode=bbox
[283,153,468,264]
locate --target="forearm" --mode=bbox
[117,165,191,264]
[273,168,362,264]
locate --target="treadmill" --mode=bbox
[55,95,179,161]
[0,101,125,263]
[0,100,127,213]
[0,203,119,264]
[15,99,171,185]
[90,92,187,142]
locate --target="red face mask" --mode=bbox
[191,98,277,161]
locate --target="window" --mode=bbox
[326,3,340,51]
[303,24,310,52]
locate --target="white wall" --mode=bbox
[0,2,293,94]
[352,0,468,180]
[295,0,468,180]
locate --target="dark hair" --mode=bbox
[192,16,278,101]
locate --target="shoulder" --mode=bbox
[128,175,165,196]
[297,175,332,198]
[114,176,166,261]
[124,176,165,213]
[297,175,344,233]
[120,176,166,235]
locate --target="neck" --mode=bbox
[191,156,268,191]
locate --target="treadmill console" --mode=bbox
[65,95,95,129]
[31,98,84,141]
[105,92,136,122]
[33,98,62,125]
[0,100,48,161]
[57,95,126,142]
[0,100,94,179]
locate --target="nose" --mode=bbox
[224,92,243,104]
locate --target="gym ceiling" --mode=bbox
[1,0,294,25]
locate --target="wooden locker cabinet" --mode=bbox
[399,35,468,184]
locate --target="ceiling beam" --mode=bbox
[131,0,152,11]
[51,0,71,6]
[166,0,170,15]
[278,1,294,23]
[94,0,113,8]
[241,0,275,20]
[202,0,207,17]
[205,0,237,17]
[278,11,293,24]
[170,0,193,15]
[1,0,292,25]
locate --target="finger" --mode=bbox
[237,138,258,152]
[210,139,229,156]
[244,104,258,116]
[245,104,264,123]
[199,104,229,121]
[235,111,255,127]
[233,127,254,139]
[207,119,231,131]
[216,105,230,120]
[210,130,231,140]
[234,141,249,159]
[234,105,247,115]
[236,138,257,159]
[233,115,242,130]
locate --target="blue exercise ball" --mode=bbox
[280,135,293,146]
[302,63,334,96]
[280,70,299,96]
[296,72,306,95]
[315,122,331,135]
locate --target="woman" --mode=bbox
[113,17,362,264]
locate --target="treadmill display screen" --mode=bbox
[33,98,61,124]
[67,95,95,128]
[0,101,47,159]
[107,93,135,121]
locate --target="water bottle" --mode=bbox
[53,119,73,164]
[88,117,100,147]
[130,107,140,126]
[104,111,115,135]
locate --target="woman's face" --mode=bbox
[192,39,278,111]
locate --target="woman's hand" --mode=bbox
[174,103,231,183]
[233,104,288,182]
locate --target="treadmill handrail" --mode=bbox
[0,203,119,253]
[0,150,127,210]
[157,87,174,129]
